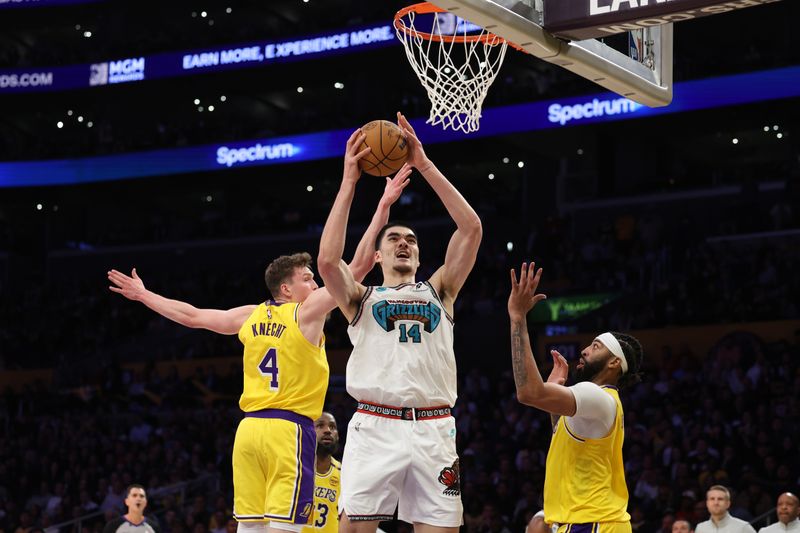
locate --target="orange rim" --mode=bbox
[394,2,508,46]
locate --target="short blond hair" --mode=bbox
[264,253,312,299]
[707,485,731,500]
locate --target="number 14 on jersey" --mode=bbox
[398,324,421,343]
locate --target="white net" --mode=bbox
[395,7,509,134]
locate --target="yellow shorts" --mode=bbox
[554,522,632,533]
[233,409,316,525]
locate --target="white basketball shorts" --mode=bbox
[339,411,463,527]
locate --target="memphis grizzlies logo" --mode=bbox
[372,299,441,333]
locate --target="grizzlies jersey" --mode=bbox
[347,282,456,407]
[238,301,328,420]
[544,386,630,524]
[302,458,341,533]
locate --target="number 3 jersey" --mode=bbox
[238,300,328,420]
[301,458,341,533]
[346,282,456,408]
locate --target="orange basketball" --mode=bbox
[357,120,409,176]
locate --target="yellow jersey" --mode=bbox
[238,301,328,420]
[302,458,341,533]
[544,385,629,524]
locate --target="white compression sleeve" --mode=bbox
[566,382,617,439]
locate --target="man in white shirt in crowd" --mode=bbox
[758,493,799,533]
[696,486,756,533]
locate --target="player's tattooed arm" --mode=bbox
[511,321,529,390]
[511,317,566,424]
[508,263,577,416]
[508,262,545,402]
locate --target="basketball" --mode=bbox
[357,120,409,177]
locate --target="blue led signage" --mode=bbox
[0,0,103,8]
[1,65,798,187]
[0,24,397,94]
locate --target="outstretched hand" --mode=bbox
[547,350,569,385]
[508,262,547,321]
[343,128,372,184]
[397,112,429,170]
[380,163,412,206]
[108,268,147,301]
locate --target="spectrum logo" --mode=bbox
[216,143,300,167]
[548,97,642,125]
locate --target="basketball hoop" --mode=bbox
[394,2,514,134]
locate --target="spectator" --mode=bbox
[101,480,128,514]
[659,513,677,533]
[44,483,65,518]
[80,490,100,513]
[758,493,799,533]
[696,486,756,533]
[14,511,34,533]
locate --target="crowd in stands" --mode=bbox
[0,377,239,533]
[1,327,797,533]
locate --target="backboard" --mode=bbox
[427,0,674,107]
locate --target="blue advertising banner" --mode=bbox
[0,23,397,94]
[0,0,103,8]
[1,65,798,187]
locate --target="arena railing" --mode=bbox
[750,507,778,530]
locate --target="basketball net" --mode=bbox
[395,3,510,134]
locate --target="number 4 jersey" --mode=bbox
[238,301,329,420]
[347,282,456,408]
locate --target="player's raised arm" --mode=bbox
[108,268,255,335]
[318,129,409,321]
[299,167,411,325]
[507,262,577,416]
[397,112,482,306]
[347,171,411,283]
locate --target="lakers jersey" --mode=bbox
[347,282,456,407]
[544,386,629,524]
[238,301,328,420]
[302,458,341,533]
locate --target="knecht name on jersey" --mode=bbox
[250,321,287,338]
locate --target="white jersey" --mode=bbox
[346,281,457,407]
